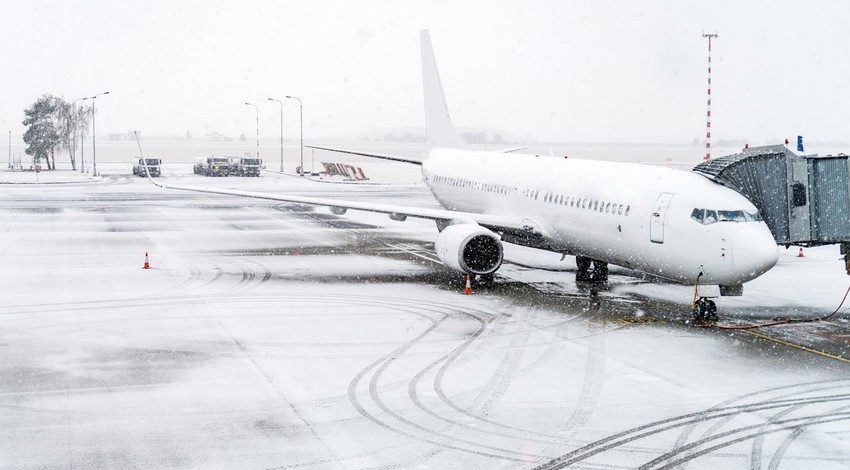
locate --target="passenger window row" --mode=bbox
[432,174,512,195]
[543,192,631,216]
[430,173,631,216]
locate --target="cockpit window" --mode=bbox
[691,208,762,225]
[690,208,704,223]
[717,210,748,222]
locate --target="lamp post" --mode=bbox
[89,91,109,176]
[244,102,259,159]
[72,97,86,172]
[79,98,89,173]
[285,95,303,175]
[267,98,283,172]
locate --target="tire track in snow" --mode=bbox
[345,301,530,463]
[642,407,850,469]
[531,380,850,469]
[672,381,850,470]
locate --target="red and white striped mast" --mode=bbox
[702,31,718,160]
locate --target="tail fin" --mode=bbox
[420,30,466,151]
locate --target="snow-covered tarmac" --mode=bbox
[1,165,849,469]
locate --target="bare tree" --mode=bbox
[59,101,90,171]
[53,98,75,170]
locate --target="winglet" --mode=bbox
[421,30,466,151]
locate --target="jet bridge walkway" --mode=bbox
[693,145,850,259]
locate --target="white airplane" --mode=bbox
[140,30,779,321]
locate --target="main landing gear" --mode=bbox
[692,297,718,323]
[475,273,495,288]
[576,255,608,283]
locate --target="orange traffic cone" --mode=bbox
[143,252,150,269]
[463,275,472,295]
[797,246,805,258]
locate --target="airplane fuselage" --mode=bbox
[422,148,779,287]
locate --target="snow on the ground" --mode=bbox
[723,244,850,312]
[0,168,101,184]
[2,157,850,469]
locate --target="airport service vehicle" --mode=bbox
[133,158,161,177]
[143,30,778,321]
[198,157,231,177]
[193,157,207,175]
[232,156,262,177]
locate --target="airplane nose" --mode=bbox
[732,224,779,282]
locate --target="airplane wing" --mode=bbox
[305,145,424,165]
[131,134,544,238]
[498,146,529,153]
[306,144,528,161]
[159,180,548,238]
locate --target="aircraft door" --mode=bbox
[650,192,674,244]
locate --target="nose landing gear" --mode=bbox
[692,298,718,323]
[691,268,718,323]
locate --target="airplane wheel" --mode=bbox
[476,274,495,288]
[705,299,718,322]
[576,256,592,282]
[591,261,609,282]
[692,298,718,323]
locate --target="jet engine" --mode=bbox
[434,224,503,275]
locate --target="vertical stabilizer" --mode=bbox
[421,30,466,151]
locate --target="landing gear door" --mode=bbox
[650,192,674,244]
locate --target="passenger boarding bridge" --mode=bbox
[693,145,850,272]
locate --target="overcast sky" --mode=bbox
[3,0,850,144]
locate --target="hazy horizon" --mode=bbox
[4,1,850,145]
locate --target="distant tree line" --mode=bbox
[367,132,425,143]
[21,94,89,170]
[461,132,505,145]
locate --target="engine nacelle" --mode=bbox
[435,224,503,275]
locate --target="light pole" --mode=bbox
[244,102,259,159]
[89,91,109,176]
[79,98,90,173]
[285,95,303,175]
[72,97,86,172]
[267,98,284,172]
